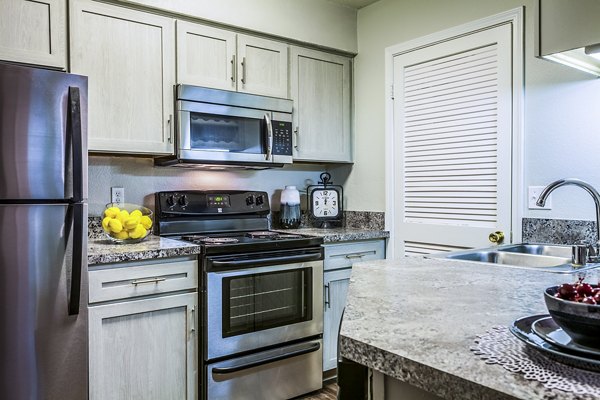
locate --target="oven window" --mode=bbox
[222,268,312,338]
[189,113,264,153]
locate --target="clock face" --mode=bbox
[312,189,339,218]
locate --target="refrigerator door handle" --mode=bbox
[68,203,85,315]
[68,87,84,203]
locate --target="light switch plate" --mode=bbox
[528,186,551,209]
[111,187,124,205]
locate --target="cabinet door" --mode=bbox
[238,34,288,98]
[290,47,352,162]
[70,0,175,154]
[0,0,66,69]
[323,268,352,372]
[89,292,197,400]
[176,21,236,91]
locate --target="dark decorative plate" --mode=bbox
[532,316,600,358]
[509,314,600,372]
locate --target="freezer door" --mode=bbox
[0,203,88,400]
[0,62,88,201]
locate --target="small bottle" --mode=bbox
[280,186,301,229]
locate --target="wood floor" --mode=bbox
[298,382,338,400]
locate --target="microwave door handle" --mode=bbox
[264,113,273,161]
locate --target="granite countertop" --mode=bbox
[88,235,202,266]
[274,227,389,243]
[340,256,592,400]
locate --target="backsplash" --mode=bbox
[89,211,386,239]
[522,218,596,245]
[270,211,385,230]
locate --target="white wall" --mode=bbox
[88,156,327,216]
[350,0,600,221]
[117,0,358,53]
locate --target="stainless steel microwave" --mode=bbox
[155,85,293,169]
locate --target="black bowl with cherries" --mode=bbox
[545,281,600,348]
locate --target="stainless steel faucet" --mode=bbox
[536,178,600,261]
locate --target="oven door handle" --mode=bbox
[211,251,322,268]
[211,341,321,375]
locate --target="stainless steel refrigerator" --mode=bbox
[0,62,88,400]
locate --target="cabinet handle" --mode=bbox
[294,126,299,150]
[131,277,166,286]
[190,307,196,334]
[344,251,376,259]
[230,54,236,83]
[324,283,331,309]
[241,57,246,84]
[167,114,173,144]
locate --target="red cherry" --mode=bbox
[577,283,594,296]
[582,296,597,305]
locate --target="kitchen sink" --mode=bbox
[429,243,600,273]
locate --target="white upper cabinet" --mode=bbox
[177,21,288,98]
[0,0,67,69]
[237,34,288,98]
[176,21,236,91]
[290,47,352,163]
[70,0,175,154]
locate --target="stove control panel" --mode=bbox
[156,190,270,216]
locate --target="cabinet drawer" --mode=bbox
[89,257,198,303]
[323,240,385,271]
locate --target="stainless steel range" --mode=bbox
[155,190,324,400]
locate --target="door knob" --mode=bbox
[489,231,505,244]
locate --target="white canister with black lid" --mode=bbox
[279,186,301,228]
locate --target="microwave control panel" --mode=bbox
[272,121,293,156]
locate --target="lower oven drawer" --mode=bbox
[206,339,323,400]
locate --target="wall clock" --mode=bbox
[307,172,343,228]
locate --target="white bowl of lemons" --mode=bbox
[102,203,153,243]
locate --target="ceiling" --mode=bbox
[327,0,380,10]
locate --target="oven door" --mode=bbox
[205,257,323,361]
[178,100,275,164]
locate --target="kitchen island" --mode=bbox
[339,256,598,400]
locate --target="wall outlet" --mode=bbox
[528,186,551,209]
[111,187,124,205]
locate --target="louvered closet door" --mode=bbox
[393,24,512,256]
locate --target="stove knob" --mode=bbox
[179,195,189,207]
[255,195,264,206]
[166,195,176,207]
[246,195,255,206]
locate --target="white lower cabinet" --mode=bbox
[88,257,198,400]
[322,240,386,372]
[323,268,352,371]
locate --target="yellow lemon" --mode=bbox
[117,210,130,223]
[128,224,147,239]
[101,216,112,232]
[123,216,141,230]
[108,219,123,233]
[104,207,120,218]
[112,230,129,240]
[140,215,153,230]
[130,209,143,219]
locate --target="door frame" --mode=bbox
[384,7,524,258]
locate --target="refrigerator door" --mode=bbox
[0,203,88,400]
[0,62,88,201]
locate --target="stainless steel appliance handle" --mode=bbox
[264,113,273,160]
[210,251,322,269]
[211,341,321,375]
[68,203,85,315]
[68,87,84,203]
